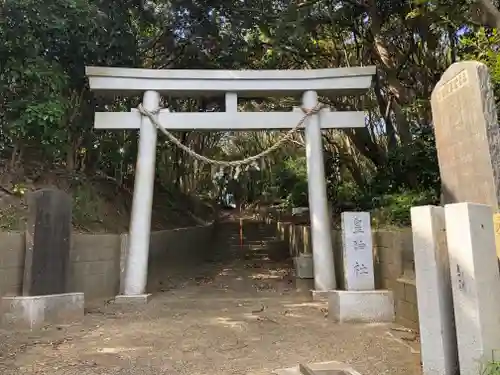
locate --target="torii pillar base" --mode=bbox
[114,294,152,305]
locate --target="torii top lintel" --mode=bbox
[85,66,376,97]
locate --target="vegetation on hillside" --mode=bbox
[2,0,500,229]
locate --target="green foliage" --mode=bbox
[248,125,440,226]
[1,0,499,230]
[0,0,140,167]
[371,125,440,197]
[0,204,19,230]
[482,361,500,375]
[273,157,309,207]
[5,60,71,159]
[72,184,104,227]
[334,180,362,210]
[460,27,500,103]
[354,125,440,225]
[370,191,438,227]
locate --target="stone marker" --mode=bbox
[273,361,362,375]
[328,211,393,323]
[410,205,458,375]
[445,203,500,375]
[294,253,314,279]
[431,61,500,209]
[341,212,374,290]
[23,188,72,296]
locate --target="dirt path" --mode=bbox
[0,219,421,375]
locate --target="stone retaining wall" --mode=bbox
[0,223,216,301]
[262,216,419,330]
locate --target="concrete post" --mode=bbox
[411,205,458,375]
[445,203,500,375]
[303,90,336,291]
[123,91,160,296]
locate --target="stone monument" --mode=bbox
[327,211,394,323]
[23,189,72,295]
[341,212,375,291]
[432,61,500,260]
[431,61,500,208]
[1,189,84,330]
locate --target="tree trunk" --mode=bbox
[366,0,412,145]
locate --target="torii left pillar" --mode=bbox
[117,91,160,302]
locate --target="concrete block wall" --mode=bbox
[69,234,121,300]
[267,217,419,331]
[394,277,418,330]
[0,232,25,296]
[372,230,418,330]
[0,223,216,301]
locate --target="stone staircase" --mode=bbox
[213,220,288,259]
[205,218,296,294]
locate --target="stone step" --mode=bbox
[216,234,276,239]
[217,239,279,245]
[216,227,277,233]
[217,230,278,236]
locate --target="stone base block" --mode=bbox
[328,290,394,323]
[274,360,362,375]
[1,293,84,330]
[114,294,152,304]
[294,278,314,294]
[312,290,329,301]
[293,254,313,278]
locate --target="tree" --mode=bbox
[2,0,500,227]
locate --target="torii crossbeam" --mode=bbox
[86,66,376,300]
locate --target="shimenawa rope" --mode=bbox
[137,103,325,168]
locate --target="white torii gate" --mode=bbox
[85,66,376,301]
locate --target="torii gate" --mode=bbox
[85,66,376,301]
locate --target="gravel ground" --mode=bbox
[0,220,422,375]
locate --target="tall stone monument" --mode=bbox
[2,188,84,330]
[431,61,500,260]
[431,61,500,208]
[23,189,72,295]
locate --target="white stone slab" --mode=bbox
[1,293,84,330]
[328,290,394,323]
[410,205,458,375]
[292,207,309,215]
[341,212,375,291]
[445,203,500,375]
[273,361,362,375]
[311,290,329,302]
[86,66,376,97]
[114,294,152,304]
[294,254,314,279]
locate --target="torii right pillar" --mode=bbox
[303,90,336,293]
